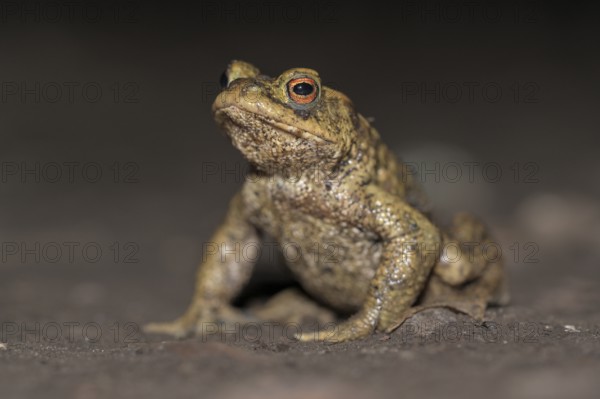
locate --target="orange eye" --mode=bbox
[287,77,318,105]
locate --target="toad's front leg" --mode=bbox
[144,193,259,338]
[296,186,441,342]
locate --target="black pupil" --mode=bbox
[220,71,228,89]
[292,82,314,96]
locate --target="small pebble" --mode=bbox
[0,343,7,350]
[564,325,580,333]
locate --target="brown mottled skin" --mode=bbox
[145,61,508,342]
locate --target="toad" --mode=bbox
[144,61,508,342]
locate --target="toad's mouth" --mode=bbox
[214,106,331,144]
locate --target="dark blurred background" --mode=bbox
[1,1,599,398]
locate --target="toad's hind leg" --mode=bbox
[417,212,509,320]
[249,288,336,326]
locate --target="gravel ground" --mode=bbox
[1,245,599,399]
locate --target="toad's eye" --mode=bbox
[287,77,319,105]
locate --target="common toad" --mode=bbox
[144,61,508,342]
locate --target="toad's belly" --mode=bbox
[255,208,383,312]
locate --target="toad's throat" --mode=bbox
[215,106,331,144]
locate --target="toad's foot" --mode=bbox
[143,304,258,339]
[143,319,191,339]
[294,296,487,343]
[294,312,375,343]
[385,300,487,333]
[383,263,505,333]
